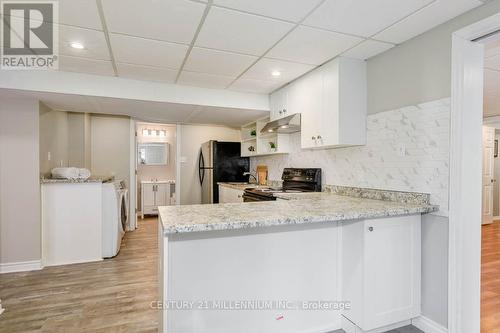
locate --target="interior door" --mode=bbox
[482,126,495,225]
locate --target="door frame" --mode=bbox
[449,12,500,333]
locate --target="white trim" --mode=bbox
[449,12,500,333]
[412,316,448,333]
[129,119,137,230]
[176,124,181,206]
[0,260,42,273]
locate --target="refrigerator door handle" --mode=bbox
[199,150,205,185]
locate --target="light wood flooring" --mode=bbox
[482,220,500,333]
[0,217,159,333]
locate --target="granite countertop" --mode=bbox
[40,176,115,184]
[217,182,258,190]
[159,192,438,235]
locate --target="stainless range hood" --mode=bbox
[260,113,301,134]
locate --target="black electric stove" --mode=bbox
[242,168,321,202]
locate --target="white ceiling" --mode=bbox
[1,0,484,94]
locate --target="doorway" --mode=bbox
[134,122,177,224]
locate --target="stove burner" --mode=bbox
[242,168,321,202]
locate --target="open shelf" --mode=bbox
[240,117,290,157]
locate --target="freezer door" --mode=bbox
[199,141,214,204]
[201,168,213,204]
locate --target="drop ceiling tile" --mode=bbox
[59,25,110,60]
[304,0,433,38]
[102,0,206,44]
[229,78,282,94]
[374,0,482,44]
[196,7,294,55]
[184,47,257,76]
[110,34,188,69]
[242,58,315,83]
[267,26,362,65]
[342,40,394,60]
[213,0,323,22]
[58,55,115,76]
[2,0,102,30]
[117,63,178,83]
[485,54,500,71]
[58,0,103,30]
[178,71,235,89]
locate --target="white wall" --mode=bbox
[367,0,500,114]
[179,124,240,205]
[91,114,131,187]
[0,98,41,265]
[39,104,68,176]
[68,112,91,168]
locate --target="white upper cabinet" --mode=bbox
[270,56,366,149]
[269,88,288,121]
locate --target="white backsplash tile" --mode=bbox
[251,98,450,215]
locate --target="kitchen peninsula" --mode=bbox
[158,187,437,333]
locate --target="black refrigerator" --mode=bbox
[199,141,250,204]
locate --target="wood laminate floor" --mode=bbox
[482,220,500,333]
[0,217,159,333]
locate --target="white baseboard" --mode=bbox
[412,316,447,333]
[0,260,42,274]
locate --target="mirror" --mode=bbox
[138,143,169,165]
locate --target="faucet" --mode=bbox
[243,171,257,184]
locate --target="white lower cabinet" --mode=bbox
[218,185,244,203]
[141,181,172,218]
[342,215,421,331]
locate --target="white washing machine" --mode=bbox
[102,181,128,258]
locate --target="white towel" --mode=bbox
[51,167,91,180]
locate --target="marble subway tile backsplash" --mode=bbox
[251,98,450,215]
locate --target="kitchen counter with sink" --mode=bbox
[158,186,438,333]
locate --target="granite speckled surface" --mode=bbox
[159,193,438,235]
[40,176,114,184]
[217,182,258,191]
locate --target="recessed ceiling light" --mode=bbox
[70,42,84,49]
[268,129,274,132]
[271,71,281,77]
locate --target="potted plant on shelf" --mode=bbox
[269,141,277,152]
[250,129,256,137]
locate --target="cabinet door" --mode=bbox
[142,183,155,206]
[363,216,421,330]
[155,184,170,206]
[219,186,228,203]
[270,88,287,121]
[300,70,323,149]
[321,60,340,147]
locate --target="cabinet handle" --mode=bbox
[317,135,322,139]
[283,109,287,114]
[312,136,316,140]
[237,195,242,198]
[368,226,374,232]
[279,110,283,115]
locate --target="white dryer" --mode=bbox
[102,181,127,258]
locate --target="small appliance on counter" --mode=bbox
[242,168,321,202]
[256,165,268,185]
[199,141,250,204]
